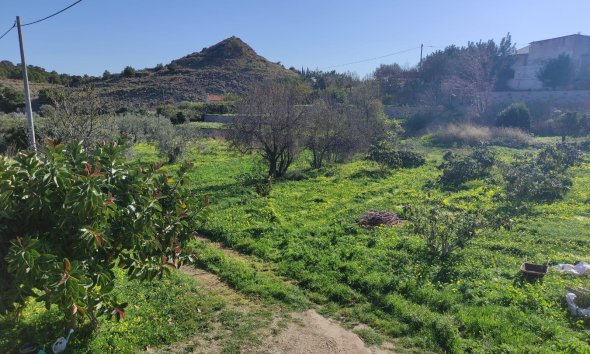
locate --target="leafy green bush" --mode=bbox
[0,125,30,155]
[536,142,582,172]
[0,86,25,113]
[122,66,136,78]
[536,53,574,90]
[438,148,496,188]
[404,202,482,257]
[0,140,201,326]
[503,159,571,203]
[503,143,581,202]
[367,141,425,171]
[496,102,531,130]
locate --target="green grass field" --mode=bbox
[171,137,590,353]
[3,137,590,353]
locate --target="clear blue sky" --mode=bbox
[0,0,589,78]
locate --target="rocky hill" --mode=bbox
[92,36,297,108]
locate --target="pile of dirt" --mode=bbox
[357,211,403,228]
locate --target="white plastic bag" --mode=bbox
[566,292,590,318]
[555,262,590,276]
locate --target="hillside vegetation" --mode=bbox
[92,37,297,108]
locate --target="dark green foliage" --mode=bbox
[0,125,30,154]
[373,63,419,105]
[404,202,482,257]
[255,176,273,196]
[537,53,575,89]
[122,66,136,78]
[536,142,582,172]
[367,141,425,171]
[496,102,531,130]
[438,148,496,188]
[0,60,76,85]
[503,158,572,203]
[504,143,581,202]
[554,111,590,141]
[102,70,112,80]
[172,111,187,124]
[0,86,25,113]
[0,141,201,325]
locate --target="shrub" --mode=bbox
[102,70,112,80]
[404,202,482,257]
[171,111,187,124]
[553,111,590,142]
[0,141,202,327]
[438,148,496,188]
[0,125,30,155]
[122,66,136,78]
[0,86,24,113]
[537,53,574,90]
[503,143,581,203]
[496,102,531,130]
[488,126,531,148]
[504,159,572,203]
[536,142,582,172]
[431,124,530,148]
[40,86,113,148]
[367,141,425,171]
[432,124,491,146]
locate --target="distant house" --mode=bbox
[508,34,590,90]
[205,94,224,103]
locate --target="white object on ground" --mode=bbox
[51,328,74,354]
[555,261,590,276]
[566,293,590,318]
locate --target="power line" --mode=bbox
[21,0,83,27]
[0,21,15,41]
[320,46,421,70]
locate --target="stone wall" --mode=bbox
[489,90,590,107]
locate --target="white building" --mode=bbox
[508,34,590,90]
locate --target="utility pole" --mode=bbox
[16,16,37,153]
[419,43,424,71]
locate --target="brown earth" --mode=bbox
[154,263,396,354]
[254,309,395,354]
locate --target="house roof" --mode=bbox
[206,94,224,102]
[530,33,590,45]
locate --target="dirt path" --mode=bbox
[254,309,394,354]
[174,263,395,354]
[157,236,397,353]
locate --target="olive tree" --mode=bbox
[42,86,114,148]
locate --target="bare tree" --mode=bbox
[305,95,347,168]
[441,45,496,119]
[231,79,310,178]
[305,83,390,168]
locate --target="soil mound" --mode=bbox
[357,211,403,228]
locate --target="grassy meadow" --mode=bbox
[164,137,590,353]
[2,135,590,353]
